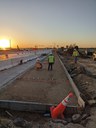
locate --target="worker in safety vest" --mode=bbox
[35,58,42,70]
[48,53,55,70]
[72,49,79,63]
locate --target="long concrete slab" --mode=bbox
[0,55,47,89]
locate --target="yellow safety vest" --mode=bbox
[72,50,79,57]
[48,55,55,63]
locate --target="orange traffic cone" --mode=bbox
[50,92,73,119]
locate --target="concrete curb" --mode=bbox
[58,55,85,108]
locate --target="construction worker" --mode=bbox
[72,49,79,63]
[48,53,55,71]
[35,58,42,70]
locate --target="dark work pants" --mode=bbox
[48,63,53,70]
[74,56,78,63]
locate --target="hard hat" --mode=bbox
[36,58,40,61]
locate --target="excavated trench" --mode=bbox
[60,55,96,103]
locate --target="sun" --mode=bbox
[0,39,10,49]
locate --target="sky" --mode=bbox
[0,0,96,48]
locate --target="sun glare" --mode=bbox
[0,39,10,49]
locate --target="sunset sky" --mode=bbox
[0,0,96,48]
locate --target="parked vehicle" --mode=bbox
[85,48,94,56]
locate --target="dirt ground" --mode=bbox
[59,54,96,128]
[0,53,96,128]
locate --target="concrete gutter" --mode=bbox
[58,56,85,108]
